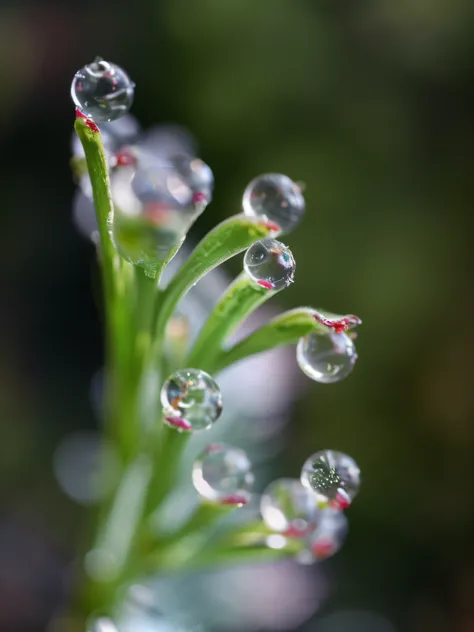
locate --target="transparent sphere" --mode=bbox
[242,173,305,234]
[172,155,214,204]
[298,508,348,564]
[244,238,295,290]
[301,450,361,508]
[161,369,223,431]
[71,58,135,122]
[260,478,320,537]
[297,331,357,383]
[192,443,254,505]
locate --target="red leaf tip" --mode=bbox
[257,279,275,290]
[75,108,99,133]
[219,495,248,506]
[262,220,281,233]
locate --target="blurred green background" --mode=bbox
[1,1,474,631]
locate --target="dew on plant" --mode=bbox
[297,508,348,564]
[171,155,214,205]
[243,238,295,290]
[260,478,320,536]
[301,449,360,507]
[87,616,118,632]
[192,443,254,505]
[161,369,223,431]
[297,330,357,383]
[71,58,135,122]
[242,173,305,234]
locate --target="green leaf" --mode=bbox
[186,272,278,372]
[212,307,324,372]
[151,214,278,367]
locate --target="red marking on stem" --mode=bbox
[115,150,136,167]
[164,416,192,432]
[257,279,275,290]
[313,312,362,333]
[311,538,335,559]
[75,108,99,133]
[283,523,315,539]
[192,192,208,204]
[328,493,351,511]
[261,220,281,233]
[219,495,248,506]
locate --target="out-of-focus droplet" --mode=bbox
[87,617,118,632]
[71,58,135,122]
[243,238,295,290]
[242,173,305,234]
[301,450,360,508]
[260,478,320,536]
[192,443,254,505]
[297,508,348,564]
[297,331,357,383]
[53,432,120,505]
[172,155,214,204]
[161,369,223,431]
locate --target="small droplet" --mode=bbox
[161,369,223,431]
[297,331,357,383]
[244,238,295,290]
[192,443,254,505]
[300,450,360,507]
[71,58,135,122]
[260,478,320,536]
[242,173,305,234]
[297,508,348,564]
[87,617,118,632]
[172,155,214,205]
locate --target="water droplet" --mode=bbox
[192,443,254,505]
[297,508,348,564]
[87,617,118,632]
[242,173,305,234]
[300,450,360,507]
[172,155,214,204]
[244,238,295,290]
[297,331,357,383]
[71,58,135,122]
[161,369,223,431]
[260,478,320,536]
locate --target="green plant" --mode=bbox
[66,59,362,631]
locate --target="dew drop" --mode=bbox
[242,173,305,234]
[172,155,214,205]
[192,443,254,505]
[161,368,223,431]
[297,508,348,564]
[300,450,360,507]
[297,331,357,383]
[87,617,118,632]
[71,58,135,122]
[244,238,295,290]
[260,478,320,536]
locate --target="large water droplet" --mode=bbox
[192,443,254,505]
[244,238,295,290]
[172,155,214,204]
[242,173,305,234]
[297,331,357,383]
[297,508,348,564]
[161,369,223,431]
[260,478,320,536]
[301,450,360,508]
[71,58,135,122]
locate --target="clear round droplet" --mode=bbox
[297,331,357,383]
[161,369,223,431]
[71,58,135,122]
[297,508,348,564]
[242,173,305,234]
[244,238,295,290]
[172,155,214,204]
[192,443,254,505]
[301,450,361,507]
[260,478,320,537]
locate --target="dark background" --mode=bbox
[1,1,474,631]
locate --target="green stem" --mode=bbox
[186,272,277,373]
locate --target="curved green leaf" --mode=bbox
[186,272,278,372]
[152,214,279,360]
